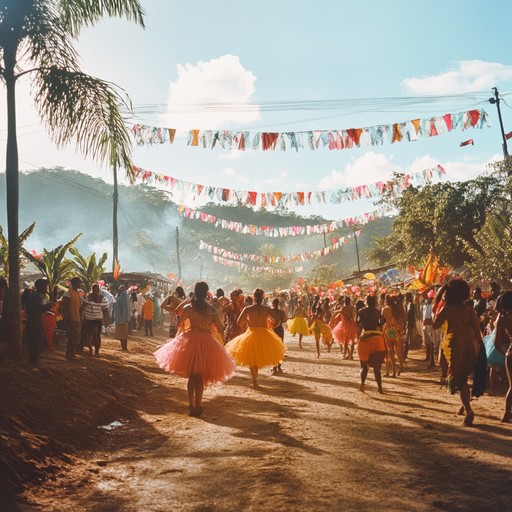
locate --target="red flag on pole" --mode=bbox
[460,139,474,147]
[505,131,512,140]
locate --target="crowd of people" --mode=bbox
[153,279,511,425]
[3,275,511,425]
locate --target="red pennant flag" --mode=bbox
[460,139,474,147]
[505,131,512,140]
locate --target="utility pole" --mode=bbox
[112,165,119,271]
[353,225,361,274]
[489,86,509,158]
[175,226,182,281]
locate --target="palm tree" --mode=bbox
[69,246,108,292]
[22,233,81,294]
[0,0,144,359]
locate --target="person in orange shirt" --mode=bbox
[142,293,154,337]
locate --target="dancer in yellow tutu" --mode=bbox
[287,299,309,348]
[309,304,333,357]
[225,288,286,389]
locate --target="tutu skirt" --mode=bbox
[225,327,286,368]
[358,332,386,363]
[154,330,235,387]
[332,317,358,344]
[309,320,333,345]
[287,316,309,336]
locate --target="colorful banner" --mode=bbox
[178,205,391,236]
[132,109,490,151]
[211,254,304,274]
[132,164,445,207]
[199,233,359,263]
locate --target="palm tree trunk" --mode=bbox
[113,164,119,271]
[4,52,22,360]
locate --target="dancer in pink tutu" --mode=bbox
[154,282,235,417]
[332,296,358,359]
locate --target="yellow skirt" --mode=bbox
[225,327,286,368]
[309,320,333,344]
[287,316,309,336]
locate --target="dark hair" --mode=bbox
[216,288,225,298]
[175,286,186,299]
[444,279,470,306]
[131,291,138,301]
[355,299,365,311]
[497,291,512,313]
[272,298,280,307]
[344,296,351,306]
[366,295,376,308]
[253,288,264,305]
[34,278,48,291]
[191,281,209,313]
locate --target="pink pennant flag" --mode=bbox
[460,139,474,147]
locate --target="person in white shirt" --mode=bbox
[83,284,108,356]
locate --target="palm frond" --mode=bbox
[59,0,145,36]
[33,68,134,178]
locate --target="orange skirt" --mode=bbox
[357,333,386,362]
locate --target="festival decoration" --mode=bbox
[407,252,452,289]
[211,254,304,274]
[199,233,359,264]
[176,204,391,237]
[131,108,490,151]
[132,164,445,207]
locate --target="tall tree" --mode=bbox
[0,0,144,359]
[0,222,35,278]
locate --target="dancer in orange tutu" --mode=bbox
[332,296,357,360]
[154,282,235,417]
[225,288,286,389]
[356,295,386,393]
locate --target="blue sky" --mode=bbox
[3,0,512,222]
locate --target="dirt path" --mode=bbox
[21,329,512,512]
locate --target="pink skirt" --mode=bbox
[154,330,236,387]
[333,317,358,344]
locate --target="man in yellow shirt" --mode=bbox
[62,277,83,360]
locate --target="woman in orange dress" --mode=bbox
[154,282,235,417]
[356,295,386,393]
[332,296,358,360]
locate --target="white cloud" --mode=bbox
[218,150,244,161]
[439,153,501,182]
[318,152,395,188]
[222,167,237,176]
[403,60,512,95]
[164,54,260,130]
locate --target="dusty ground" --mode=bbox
[1,325,511,512]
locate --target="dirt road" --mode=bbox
[21,329,512,512]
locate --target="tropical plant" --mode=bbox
[69,246,108,292]
[307,264,338,287]
[22,233,82,294]
[0,222,35,278]
[0,0,145,358]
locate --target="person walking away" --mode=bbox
[62,277,83,361]
[154,281,235,417]
[269,297,288,375]
[433,279,487,426]
[287,299,309,349]
[142,293,154,336]
[25,279,54,366]
[422,291,435,367]
[356,295,386,394]
[83,284,108,356]
[225,289,286,389]
[113,285,131,351]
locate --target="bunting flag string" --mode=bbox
[199,233,359,264]
[178,204,392,237]
[132,164,445,207]
[211,254,304,274]
[131,109,490,151]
